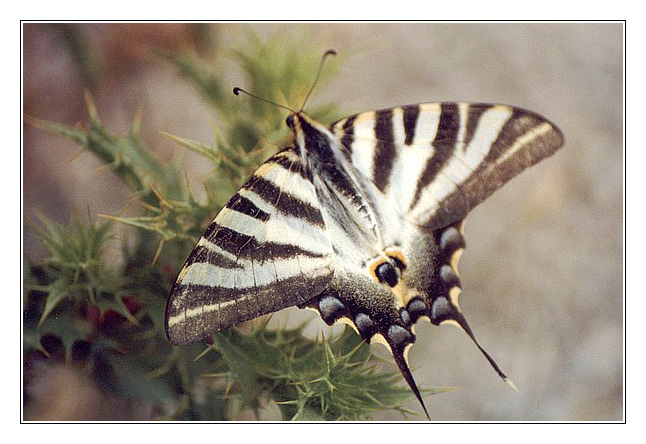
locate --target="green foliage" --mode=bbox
[27,211,118,324]
[24,30,427,421]
[210,325,416,421]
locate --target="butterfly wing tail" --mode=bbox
[389,337,431,420]
[456,312,518,391]
[430,296,516,390]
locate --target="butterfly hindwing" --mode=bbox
[299,217,470,419]
[166,147,334,345]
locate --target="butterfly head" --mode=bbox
[285,113,296,129]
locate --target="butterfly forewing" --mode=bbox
[166,147,334,345]
[332,103,564,230]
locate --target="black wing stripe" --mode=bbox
[243,175,325,228]
[166,272,332,345]
[338,115,356,158]
[225,194,270,222]
[485,108,544,162]
[173,269,330,311]
[270,149,312,181]
[372,109,397,192]
[403,105,420,145]
[462,104,493,151]
[206,223,327,260]
[183,243,242,269]
[202,219,220,241]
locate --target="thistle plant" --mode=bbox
[24,32,435,421]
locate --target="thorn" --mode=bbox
[208,116,220,141]
[138,201,161,213]
[193,345,212,362]
[152,239,166,265]
[159,131,185,145]
[148,183,171,209]
[184,170,195,201]
[67,148,85,165]
[23,114,42,128]
[97,213,119,221]
[83,90,100,123]
[132,105,143,135]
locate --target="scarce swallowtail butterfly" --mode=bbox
[165,50,564,419]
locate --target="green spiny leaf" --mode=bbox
[161,132,223,167]
[38,278,70,326]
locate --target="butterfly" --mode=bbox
[165,50,564,419]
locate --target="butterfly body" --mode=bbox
[166,100,563,418]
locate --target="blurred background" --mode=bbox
[22,22,623,421]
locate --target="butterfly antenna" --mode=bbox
[232,87,295,114]
[299,49,337,112]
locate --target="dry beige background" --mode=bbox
[23,22,623,421]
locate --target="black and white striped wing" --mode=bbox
[166,148,334,345]
[332,103,564,230]
[311,102,564,416]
